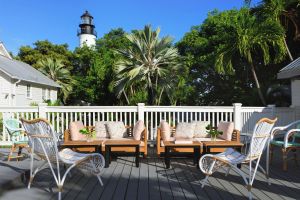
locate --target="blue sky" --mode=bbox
[0,0,258,55]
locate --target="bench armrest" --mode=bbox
[231,129,240,142]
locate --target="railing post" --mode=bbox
[38,103,47,119]
[267,104,276,118]
[233,103,242,131]
[137,103,145,122]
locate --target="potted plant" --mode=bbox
[206,124,223,141]
[80,127,95,142]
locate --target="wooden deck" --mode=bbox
[0,147,300,200]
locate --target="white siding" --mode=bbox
[15,81,58,106]
[291,79,300,107]
[0,71,11,106]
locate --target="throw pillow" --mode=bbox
[193,121,210,138]
[106,121,127,139]
[160,121,171,141]
[175,122,196,139]
[133,120,145,140]
[217,122,234,141]
[95,121,109,138]
[69,121,86,141]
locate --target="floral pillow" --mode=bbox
[106,121,127,139]
[175,122,196,139]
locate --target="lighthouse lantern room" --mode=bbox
[78,11,97,47]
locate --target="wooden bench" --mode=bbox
[64,125,148,157]
[156,127,240,156]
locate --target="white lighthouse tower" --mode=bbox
[78,11,97,47]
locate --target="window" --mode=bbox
[26,84,31,98]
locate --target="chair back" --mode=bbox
[246,118,277,160]
[21,118,59,162]
[3,118,23,137]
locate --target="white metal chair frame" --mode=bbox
[199,118,277,200]
[267,120,300,171]
[21,118,105,200]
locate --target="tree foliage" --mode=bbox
[37,58,74,103]
[15,2,300,106]
[114,25,182,105]
[17,40,73,69]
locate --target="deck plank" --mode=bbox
[137,157,149,200]
[125,156,140,200]
[155,155,174,200]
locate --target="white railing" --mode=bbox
[0,103,298,144]
[143,105,234,140]
[0,107,38,143]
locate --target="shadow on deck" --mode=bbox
[0,147,299,200]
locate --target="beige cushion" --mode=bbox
[95,121,109,138]
[69,121,86,141]
[160,121,171,141]
[133,120,145,140]
[175,122,196,139]
[106,121,127,139]
[193,121,210,137]
[217,122,234,141]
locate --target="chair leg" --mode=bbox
[96,175,104,186]
[282,149,288,171]
[201,175,209,188]
[8,145,15,161]
[269,144,274,165]
[292,149,298,166]
[17,145,23,161]
[248,184,253,200]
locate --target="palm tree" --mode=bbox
[250,0,300,61]
[215,8,287,105]
[37,58,74,103]
[114,25,181,105]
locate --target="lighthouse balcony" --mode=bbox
[77,29,97,37]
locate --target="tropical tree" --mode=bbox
[37,58,74,103]
[114,25,181,105]
[253,0,300,61]
[214,8,287,105]
[17,40,73,69]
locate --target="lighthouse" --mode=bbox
[78,11,97,47]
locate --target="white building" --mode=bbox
[77,11,97,47]
[0,42,60,106]
[277,57,300,107]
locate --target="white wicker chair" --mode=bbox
[199,118,277,200]
[21,118,105,200]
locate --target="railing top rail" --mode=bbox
[144,106,234,112]
[46,106,137,112]
[0,107,38,112]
